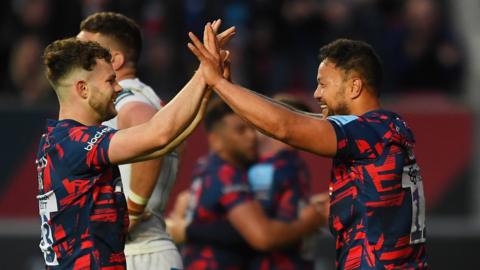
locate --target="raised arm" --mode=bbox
[187,25,337,157]
[125,89,212,163]
[109,22,235,164]
[108,70,207,165]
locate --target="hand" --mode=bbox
[309,192,330,227]
[298,204,322,232]
[170,190,191,219]
[128,211,152,233]
[166,216,188,244]
[221,50,232,81]
[188,23,225,87]
[211,19,235,81]
[211,19,236,49]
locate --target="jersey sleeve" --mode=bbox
[62,125,117,173]
[115,88,153,111]
[215,165,252,212]
[327,115,381,161]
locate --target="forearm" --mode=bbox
[112,71,207,164]
[229,201,315,251]
[213,79,297,141]
[186,221,246,247]
[129,89,211,162]
[147,70,206,148]
[128,158,163,201]
[263,219,312,249]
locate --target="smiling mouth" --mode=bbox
[320,104,328,110]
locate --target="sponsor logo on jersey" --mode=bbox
[84,127,112,151]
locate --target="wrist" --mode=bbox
[128,190,149,215]
[213,77,228,91]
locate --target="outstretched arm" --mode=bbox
[126,89,212,163]
[187,25,337,157]
[108,70,207,165]
[108,22,235,164]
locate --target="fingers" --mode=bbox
[188,32,211,59]
[217,26,236,48]
[203,23,211,53]
[211,19,221,34]
[187,42,204,61]
[206,23,220,58]
[221,50,230,63]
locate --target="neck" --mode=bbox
[350,92,382,116]
[58,103,100,126]
[115,66,136,81]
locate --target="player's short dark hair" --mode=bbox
[273,94,311,113]
[204,97,235,132]
[43,37,111,88]
[319,39,383,96]
[80,12,142,65]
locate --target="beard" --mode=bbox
[328,85,351,116]
[232,147,258,168]
[330,101,350,116]
[89,98,117,122]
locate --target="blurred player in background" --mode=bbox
[170,94,329,270]
[188,25,428,269]
[246,94,318,270]
[169,98,326,270]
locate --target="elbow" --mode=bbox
[149,118,177,150]
[153,129,173,150]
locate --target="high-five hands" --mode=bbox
[188,20,234,87]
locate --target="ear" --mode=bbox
[349,77,363,99]
[111,51,126,71]
[74,80,88,99]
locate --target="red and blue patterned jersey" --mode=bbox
[182,154,253,270]
[247,149,313,270]
[327,110,427,269]
[36,119,128,269]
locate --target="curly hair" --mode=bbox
[43,37,111,87]
[319,39,383,96]
[80,12,142,65]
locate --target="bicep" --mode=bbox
[108,123,153,164]
[283,114,337,157]
[108,102,171,164]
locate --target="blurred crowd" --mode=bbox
[0,0,465,107]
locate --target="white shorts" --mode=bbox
[126,248,183,270]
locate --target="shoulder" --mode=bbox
[327,115,360,127]
[116,79,162,110]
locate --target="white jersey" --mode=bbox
[103,78,180,256]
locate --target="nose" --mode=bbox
[313,86,322,101]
